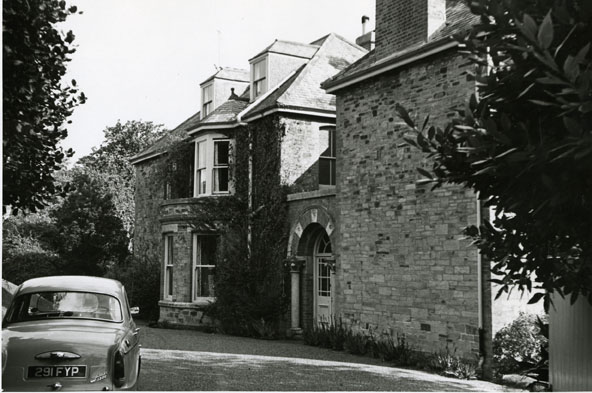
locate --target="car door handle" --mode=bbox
[133,328,140,336]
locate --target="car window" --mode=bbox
[5,291,123,323]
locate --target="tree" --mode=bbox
[51,169,130,276]
[3,0,86,214]
[78,120,167,239]
[399,0,592,309]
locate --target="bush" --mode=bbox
[430,345,479,380]
[375,334,415,366]
[493,313,548,376]
[344,330,373,356]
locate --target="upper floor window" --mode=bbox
[192,234,217,301]
[202,84,213,118]
[194,134,233,197]
[252,58,267,99]
[319,126,336,186]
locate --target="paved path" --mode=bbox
[136,321,521,391]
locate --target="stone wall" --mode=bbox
[281,116,334,190]
[335,49,481,358]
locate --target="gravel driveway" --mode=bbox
[137,320,521,391]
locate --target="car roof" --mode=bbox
[17,276,124,298]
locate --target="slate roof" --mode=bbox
[250,39,319,61]
[130,111,200,164]
[243,33,367,119]
[322,1,478,90]
[196,97,250,126]
[200,67,249,85]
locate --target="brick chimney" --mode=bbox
[374,0,446,60]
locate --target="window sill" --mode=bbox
[158,299,215,309]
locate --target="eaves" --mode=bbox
[322,37,458,94]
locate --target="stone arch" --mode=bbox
[287,205,336,257]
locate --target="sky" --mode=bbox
[60,0,375,162]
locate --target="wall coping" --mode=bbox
[287,187,336,202]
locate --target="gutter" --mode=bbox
[323,38,458,94]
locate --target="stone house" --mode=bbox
[132,0,542,377]
[131,33,367,328]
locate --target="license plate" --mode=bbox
[27,365,87,378]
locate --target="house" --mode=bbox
[132,0,543,380]
[131,33,367,329]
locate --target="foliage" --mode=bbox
[374,334,416,366]
[106,252,161,321]
[3,0,86,213]
[431,345,479,380]
[50,169,130,276]
[398,0,592,308]
[79,120,167,239]
[159,138,194,200]
[303,319,347,350]
[193,116,289,338]
[493,313,548,377]
[343,330,374,356]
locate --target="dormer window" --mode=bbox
[252,58,267,99]
[202,84,213,118]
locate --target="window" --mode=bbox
[164,235,174,300]
[252,58,267,99]
[194,135,233,197]
[202,84,213,118]
[192,234,217,300]
[196,141,207,195]
[319,126,336,186]
[213,140,230,193]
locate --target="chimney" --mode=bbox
[374,0,446,60]
[355,15,375,51]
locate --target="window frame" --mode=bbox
[319,126,337,187]
[202,83,213,118]
[192,233,218,302]
[251,56,268,100]
[193,133,234,197]
[164,234,174,301]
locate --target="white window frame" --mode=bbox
[164,234,174,300]
[193,133,234,197]
[192,234,217,302]
[319,126,336,187]
[250,56,268,101]
[202,83,213,118]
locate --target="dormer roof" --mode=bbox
[242,33,366,120]
[200,67,249,86]
[249,39,320,61]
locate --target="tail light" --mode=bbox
[113,351,125,388]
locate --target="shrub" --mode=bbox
[374,334,415,366]
[344,330,374,356]
[430,345,478,380]
[493,313,548,376]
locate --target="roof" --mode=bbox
[322,1,478,92]
[17,276,124,297]
[250,39,320,61]
[242,33,367,120]
[130,111,200,165]
[197,97,250,126]
[200,67,249,85]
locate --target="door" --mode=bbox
[314,232,333,325]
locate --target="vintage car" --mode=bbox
[2,276,141,391]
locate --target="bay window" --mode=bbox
[164,235,174,300]
[192,234,217,300]
[193,134,233,197]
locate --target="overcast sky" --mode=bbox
[60,0,375,162]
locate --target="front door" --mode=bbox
[314,232,333,324]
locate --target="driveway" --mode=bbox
[137,321,521,391]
